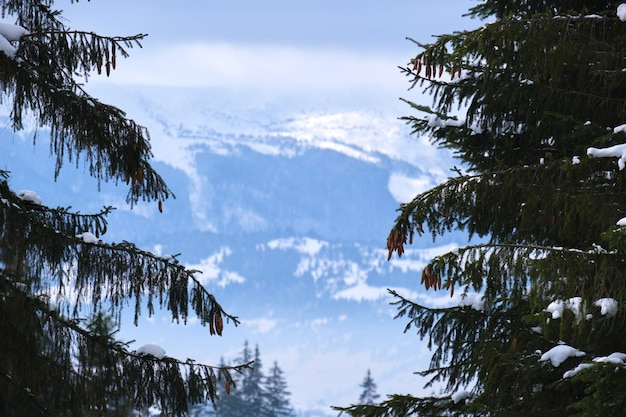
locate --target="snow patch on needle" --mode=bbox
[76,232,102,244]
[137,344,166,359]
[0,21,29,57]
[451,390,471,404]
[618,4,626,21]
[593,298,618,317]
[564,352,626,379]
[458,293,485,311]
[18,190,42,205]
[546,297,618,321]
[546,297,582,320]
[539,344,585,367]
[585,122,626,169]
[587,143,626,170]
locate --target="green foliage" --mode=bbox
[0,1,249,415]
[561,363,626,417]
[336,393,467,417]
[338,1,626,416]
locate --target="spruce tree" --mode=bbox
[212,357,247,417]
[0,1,248,416]
[247,344,265,415]
[213,343,294,417]
[357,370,379,406]
[336,1,626,416]
[214,343,255,417]
[264,361,294,417]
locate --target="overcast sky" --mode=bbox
[64,1,473,48]
[61,1,481,107]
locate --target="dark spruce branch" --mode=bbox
[5,53,172,204]
[0,180,112,237]
[390,160,626,249]
[389,288,527,391]
[334,393,467,417]
[0,179,238,331]
[0,373,55,417]
[467,1,619,20]
[396,238,626,324]
[0,279,251,415]
[400,15,626,172]
[0,2,171,204]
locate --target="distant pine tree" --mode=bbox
[264,361,295,417]
[246,345,266,415]
[215,341,264,417]
[336,1,626,416]
[0,1,249,415]
[214,353,249,417]
[213,342,295,417]
[357,370,380,406]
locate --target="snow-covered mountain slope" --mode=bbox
[0,86,465,413]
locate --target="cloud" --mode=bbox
[97,42,405,94]
[332,281,392,302]
[310,317,331,329]
[242,317,278,334]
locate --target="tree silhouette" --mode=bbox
[264,361,295,417]
[213,342,295,417]
[358,370,380,406]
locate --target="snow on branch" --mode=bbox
[18,189,42,205]
[137,343,167,359]
[618,3,626,21]
[539,344,586,367]
[586,124,626,169]
[0,21,28,57]
[1,22,165,205]
[587,143,626,170]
